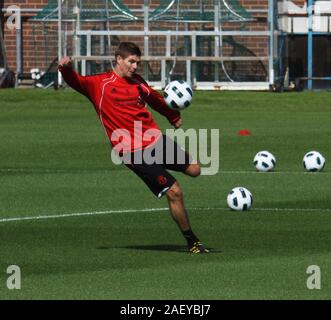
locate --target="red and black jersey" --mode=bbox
[58,66,180,153]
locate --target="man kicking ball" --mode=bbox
[58,42,209,253]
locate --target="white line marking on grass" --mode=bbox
[1,168,330,175]
[0,207,330,224]
[0,208,169,223]
[198,207,331,213]
[0,168,115,174]
[218,171,330,175]
[256,207,331,212]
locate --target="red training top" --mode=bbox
[58,66,180,153]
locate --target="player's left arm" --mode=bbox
[137,77,181,128]
[146,89,181,127]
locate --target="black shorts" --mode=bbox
[124,135,193,198]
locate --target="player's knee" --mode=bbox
[166,182,183,201]
[185,163,201,177]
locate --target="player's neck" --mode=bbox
[113,66,130,79]
[113,66,123,78]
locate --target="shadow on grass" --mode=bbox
[96,244,221,253]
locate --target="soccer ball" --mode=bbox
[303,151,326,172]
[30,68,42,80]
[253,151,276,172]
[227,187,253,211]
[163,80,193,110]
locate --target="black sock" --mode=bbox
[182,229,200,247]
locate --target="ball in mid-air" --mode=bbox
[163,80,193,110]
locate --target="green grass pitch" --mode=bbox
[0,88,330,299]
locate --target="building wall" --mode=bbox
[1,0,307,76]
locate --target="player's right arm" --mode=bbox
[58,56,89,96]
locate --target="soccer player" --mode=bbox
[58,42,209,253]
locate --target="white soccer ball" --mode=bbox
[227,187,253,211]
[253,151,276,172]
[163,80,193,110]
[303,151,326,172]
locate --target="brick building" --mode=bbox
[0,0,310,87]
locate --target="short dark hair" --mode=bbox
[115,42,142,59]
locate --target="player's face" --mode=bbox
[116,54,141,78]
